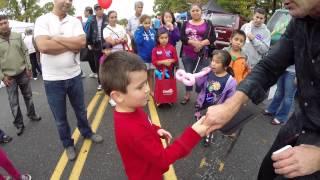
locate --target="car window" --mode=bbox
[207,14,236,28]
[268,11,291,33]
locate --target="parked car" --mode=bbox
[267,9,292,45]
[205,12,246,49]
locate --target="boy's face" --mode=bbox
[252,12,265,27]
[142,19,151,30]
[116,70,149,111]
[230,34,245,51]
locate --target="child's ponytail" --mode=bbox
[226,66,235,77]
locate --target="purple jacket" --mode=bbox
[196,70,237,108]
[158,26,180,46]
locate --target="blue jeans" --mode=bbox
[181,55,210,92]
[267,71,297,123]
[44,74,93,148]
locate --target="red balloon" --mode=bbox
[98,0,112,9]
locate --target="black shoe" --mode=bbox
[0,135,13,144]
[17,126,25,136]
[202,136,211,147]
[29,114,41,121]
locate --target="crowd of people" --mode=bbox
[0,0,319,179]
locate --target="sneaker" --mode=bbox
[29,114,41,121]
[0,135,13,144]
[89,73,98,78]
[33,77,37,80]
[262,110,273,116]
[89,134,103,143]
[16,125,25,136]
[0,81,6,88]
[109,99,116,107]
[66,146,76,161]
[20,174,32,180]
[81,72,86,78]
[271,118,283,125]
[97,84,102,91]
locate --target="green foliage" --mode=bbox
[153,0,208,14]
[2,0,76,23]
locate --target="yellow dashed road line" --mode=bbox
[50,92,103,180]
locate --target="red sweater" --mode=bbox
[152,44,178,69]
[114,108,201,180]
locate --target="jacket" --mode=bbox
[196,70,237,108]
[86,14,108,49]
[223,47,250,84]
[134,26,156,63]
[241,21,271,67]
[238,17,320,131]
[158,26,180,46]
[0,32,31,80]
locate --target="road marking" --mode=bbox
[69,95,109,179]
[199,158,207,168]
[147,96,178,180]
[50,91,103,180]
[219,162,224,172]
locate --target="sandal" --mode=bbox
[271,118,283,125]
[180,97,190,105]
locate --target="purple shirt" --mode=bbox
[183,22,207,58]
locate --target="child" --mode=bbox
[158,11,180,46]
[223,30,250,84]
[99,51,209,180]
[134,15,156,96]
[195,50,237,147]
[0,148,31,180]
[152,29,178,75]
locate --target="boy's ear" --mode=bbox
[110,91,124,104]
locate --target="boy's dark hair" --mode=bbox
[0,15,8,21]
[254,7,266,15]
[156,28,169,44]
[212,50,234,77]
[161,11,176,25]
[230,29,246,41]
[139,14,151,24]
[99,51,147,96]
[85,7,93,15]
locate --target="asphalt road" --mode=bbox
[0,61,281,180]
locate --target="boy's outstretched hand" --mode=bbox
[157,129,173,144]
[192,116,210,137]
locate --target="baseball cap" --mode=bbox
[94,4,101,10]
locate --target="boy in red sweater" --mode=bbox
[100,51,209,180]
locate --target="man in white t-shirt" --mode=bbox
[127,1,143,53]
[34,0,103,161]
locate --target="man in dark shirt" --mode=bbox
[204,0,320,179]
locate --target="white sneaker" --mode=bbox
[89,73,98,78]
[81,72,86,78]
[109,99,116,107]
[0,81,5,88]
[97,84,102,91]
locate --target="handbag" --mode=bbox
[154,67,177,105]
[80,48,92,62]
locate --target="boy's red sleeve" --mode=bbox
[131,126,201,173]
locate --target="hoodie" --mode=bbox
[134,26,156,63]
[241,21,271,68]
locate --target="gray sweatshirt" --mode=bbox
[241,21,271,68]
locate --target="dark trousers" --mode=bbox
[258,109,320,180]
[87,50,96,74]
[29,52,42,78]
[6,70,37,128]
[92,49,103,84]
[44,74,93,148]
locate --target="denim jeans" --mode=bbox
[181,55,210,92]
[44,74,93,148]
[6,70,37,128]
[267,71,297,123]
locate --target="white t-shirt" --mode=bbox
[34,13,84,81]
[103,24,126,52]
[127,15,140,36]
[23,35,36,54]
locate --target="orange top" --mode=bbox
[229,56,250,84]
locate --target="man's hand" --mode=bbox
[272,144,320,178]
[247,33,255,41]
[157,129,173,144]
[2,76,13,87]
[26,69,32,79]
[204,91,248,135]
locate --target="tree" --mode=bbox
[2,0,76,23]
[153,0,208,14]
